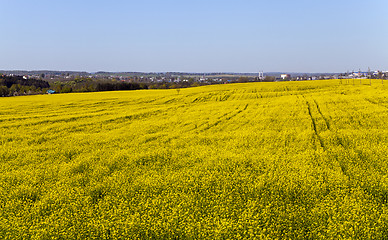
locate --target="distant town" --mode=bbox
[1,70,387,97]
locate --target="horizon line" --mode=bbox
[1,69,351,74]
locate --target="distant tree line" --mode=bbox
[96,82,148,91]
[0,75,50,88]
[0,75,50,96]
[50,78,148,93]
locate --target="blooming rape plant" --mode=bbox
[0,79,387,239]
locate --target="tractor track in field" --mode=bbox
[197,104,249,132]
[304,96,352,177]
[364,98,388,109]
[102,103,188,125]
[303,96,325,149]
[313,99,331,131]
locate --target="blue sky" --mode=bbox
[1,0,387,73]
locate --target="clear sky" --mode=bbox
[1,0,387,73]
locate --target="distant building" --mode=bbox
[350,72,369,78]
[280,74,291,80]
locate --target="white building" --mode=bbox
[280,74,291,80]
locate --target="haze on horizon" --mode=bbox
[1,0,387,73]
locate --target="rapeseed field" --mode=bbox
[0,80,387,239]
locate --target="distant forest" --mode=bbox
[0,75,50,97]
